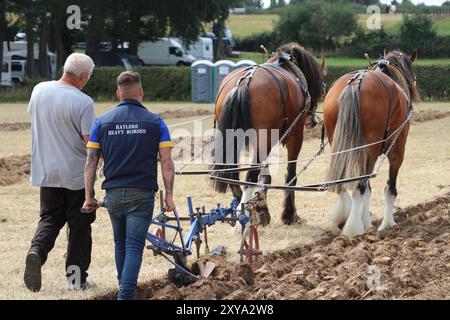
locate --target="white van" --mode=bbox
[1,59,12,88]
[182,37,213,61]
[3,41,57,84]
[138,38,196,66]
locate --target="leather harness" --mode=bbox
[345,58,413,155]
[215,52,312,135]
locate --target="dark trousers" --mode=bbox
[30,187,96,282]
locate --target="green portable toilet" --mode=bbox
[235,59,257,72]
[214,60,237,99]
[191,60,215,103]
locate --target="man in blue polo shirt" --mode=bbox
[82,71,175,300]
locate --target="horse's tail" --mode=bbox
[326,85,367,193]
[210,84,251,193]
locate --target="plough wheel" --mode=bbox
[239,224,261,271]
[150,228,164,240]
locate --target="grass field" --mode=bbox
[234,51,450,67]
[227,14,279,38]
[434,16,450,36]
[0,101,450,299]
[358,13,403,34]
[228,13,450,38]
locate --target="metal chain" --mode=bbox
[176,135,215,174]
[285,141,329,187]
[374,108,414,175]
[246,92,312,205]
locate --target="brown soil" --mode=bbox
[412,110,450,123]
[93,191,450,300]
[0,155,31,186]
[159,109,213,119]
[0,109,446,133]
[0,122,31,131]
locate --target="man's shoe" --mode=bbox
[81,280,97,291]
[68,279,97,291]
[24,251,42,292]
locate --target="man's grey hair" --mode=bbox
[63,53,95,78]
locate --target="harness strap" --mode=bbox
[371,72,394,155]
[257,64,289,131]
[214,66,255,104]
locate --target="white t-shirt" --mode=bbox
[27,81,95,190]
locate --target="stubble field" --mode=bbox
[0,101,449,300]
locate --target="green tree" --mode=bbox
[275,0,357,54]
[400,14,437,57]
[0,0,5,84]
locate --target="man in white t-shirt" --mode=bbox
[24,53,96,292]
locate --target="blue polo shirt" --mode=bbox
[87,99,174,190]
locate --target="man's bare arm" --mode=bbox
[159,147,175,210]
[160,147,174,195]
[84,148,101,200]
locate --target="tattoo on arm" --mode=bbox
[84,148,101,200]
[160,150,175,196]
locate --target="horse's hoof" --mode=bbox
[281,214,303,225]
[256,207,271,227]
[305,114,319,129]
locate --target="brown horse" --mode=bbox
[323,49,420,238]
[210,43,325,226]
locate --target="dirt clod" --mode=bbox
[159,109,213,119]
[0,122,31,131]
[100,191,450,300]
[0,155,31,186]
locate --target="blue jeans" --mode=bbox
[105,189,154,300]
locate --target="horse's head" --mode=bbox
[267,43,326,111]
[375,49,420,102]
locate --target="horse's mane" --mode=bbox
[277,43,325,109]
[385,50,421,102]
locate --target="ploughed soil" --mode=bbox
[172,109,450,160]
[159,109,213,119]
[94,191,450,300]
[0,122,31,131]
[0,155,31,186]
[0,109,447,133]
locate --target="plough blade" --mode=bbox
[197,261,216,279]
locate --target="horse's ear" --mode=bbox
[290,45,296,60]
[321,58,327,75]
[410,49,418,63]
[383,48,388,57]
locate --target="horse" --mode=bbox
[210,43,325,226]
[323,49,420,238]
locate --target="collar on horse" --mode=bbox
[370,58,412,103]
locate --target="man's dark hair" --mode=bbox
[117,71,142,87]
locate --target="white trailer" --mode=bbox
[3,41,57,84]
[182,37,214,61]
[1,58,12,88]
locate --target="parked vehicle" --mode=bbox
[205,25,237,58]
[3,41,57,85]
[1,59,12,88]
[138,38,196,66]
[181,37,214,61]
[95,51,141,70]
